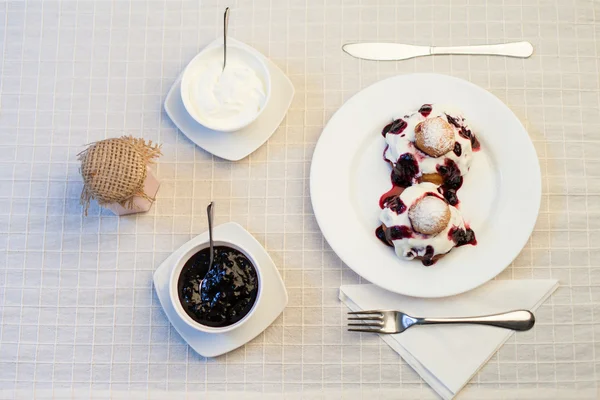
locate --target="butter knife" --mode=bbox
[342,41,533,61]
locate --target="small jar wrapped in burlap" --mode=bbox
[78,136,162,216]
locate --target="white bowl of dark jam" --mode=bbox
[169,240,262,333]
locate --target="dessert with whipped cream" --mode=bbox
[382,104,480,205]
[376,182,476,266]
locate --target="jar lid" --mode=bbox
[78,136,161,214]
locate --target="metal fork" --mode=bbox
[348,309,535,334]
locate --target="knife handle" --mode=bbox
[431,41,533,58]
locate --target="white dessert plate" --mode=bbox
[153,222,288,357]
[164,38,294,161]
[310,73,541,298]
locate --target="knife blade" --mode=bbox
[342,41,534,61]
[343,43,430,61]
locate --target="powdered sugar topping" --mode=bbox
[419,117,454,154]
[408,195,449,233]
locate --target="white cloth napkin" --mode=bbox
[339,280,558,400]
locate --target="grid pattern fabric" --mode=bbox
[0,0,599,397]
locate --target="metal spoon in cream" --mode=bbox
[187,54,266,130]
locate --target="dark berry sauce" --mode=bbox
[453,142,462,157]
[436,159,463,206]
[379,186,406,213]
[375,225,412,246]
[448,227,477,247]
[382,119,408,137]
[458,126,480,151]
[425,191,445,201]
[443,189,459,207]
[178,246,259,328]
[470,135,481,151]
[391,153,419,187]
[383,145,390,163]
[419,104,433,118]
[422,245,435,266]
[446,114,461,129]
[388,225,413,240]
[375,226,392,247]
[446,114,480,151]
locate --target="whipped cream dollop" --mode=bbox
[187,57,266,129]
[379,182,471,264]
[384,104,477,179]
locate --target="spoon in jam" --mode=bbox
[207,201,215,269]
[198,201,216,295]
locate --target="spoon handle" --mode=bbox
[207,202,215,267]
[223,7,230,71]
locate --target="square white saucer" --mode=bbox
[164,38,295,161]
[152,222,288,357]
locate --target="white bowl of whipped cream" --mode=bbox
[180,44,271,132]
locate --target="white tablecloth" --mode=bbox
[0,0,598,397]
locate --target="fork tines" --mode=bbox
[347,310,384,333]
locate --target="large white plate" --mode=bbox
[310,73,541,298]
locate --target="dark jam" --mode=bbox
[375,226,392,247]
[379,186,406,212]
[446,114,461,129]
[382,119,408,136]
[446,114,480,151]
[453,142,462,157]
[458,126,480,151]
[391,153,419,187]
[388,225,412,240]
[470,134,481,151]
[177,246,259,328]
[419,104,433,118]
[449,227,477,247]
[375,225,412,246]
[422,245,435,266]
[436,159,463,206]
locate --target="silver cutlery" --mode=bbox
[200,201,215,293]
[342,41,533,61]
[207,201,215,267]
[348,309,535,334]
[222,7,230,71]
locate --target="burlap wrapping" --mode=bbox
[78,136,162,214]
